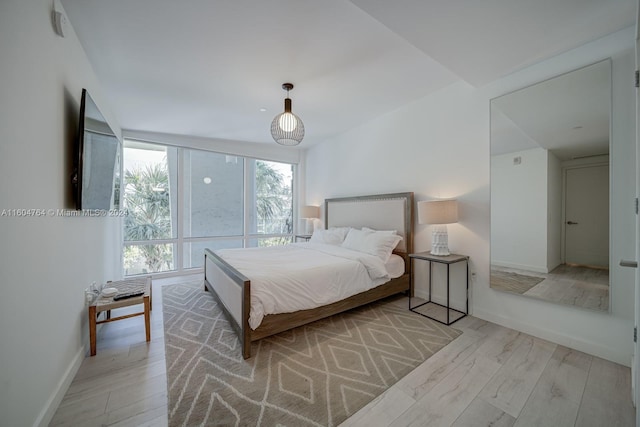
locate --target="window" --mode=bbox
[182,149,244,269]
[122,141,177,275]
[122,140,295,276]
[248,159,294,247]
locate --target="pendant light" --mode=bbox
[271,83,304,146]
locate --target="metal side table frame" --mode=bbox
[409,252,469,325]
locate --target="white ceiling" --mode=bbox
[491,59,611,160]
[60,0,635,148]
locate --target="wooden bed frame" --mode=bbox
[203,192,414,359]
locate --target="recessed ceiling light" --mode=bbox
[203,177,212,184]
[259,108,267,112]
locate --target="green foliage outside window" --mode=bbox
[255,161,292,246]
[123,163,173,273]
[123,157,293,274]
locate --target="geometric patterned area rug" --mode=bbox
[162,281,461,427]
[490,270,545,294]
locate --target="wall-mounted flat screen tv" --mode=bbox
[72,88,121,211]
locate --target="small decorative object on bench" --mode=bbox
[101,287,118,298]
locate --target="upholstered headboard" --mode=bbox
[324,192,414,259]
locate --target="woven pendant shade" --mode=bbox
[271,83,304,146]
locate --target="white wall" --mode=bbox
[491,147,549,272]
[0,1,122,426]
[123,130,301,165]
[491,147,564,273]
[305,27,635,366]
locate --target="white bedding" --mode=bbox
[385,254,405,279]
[215,242,401,329]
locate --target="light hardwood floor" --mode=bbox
[50,275,635,426]
[492,265,609,312]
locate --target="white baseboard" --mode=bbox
[33,313,103,427]
[34,343,86,427]
[472,306,629,367]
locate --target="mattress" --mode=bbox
[215,242,402,329]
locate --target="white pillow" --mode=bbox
[341,228,403,262]
[309,227,350,245]
[385,254,406,278]
[340,228,369,250]
[362,227,398,235]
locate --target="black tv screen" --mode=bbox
[73,88,121,211]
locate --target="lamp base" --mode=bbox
[430,225,451,256]
[305,219,315,235]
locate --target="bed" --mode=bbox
[203,192,414,359]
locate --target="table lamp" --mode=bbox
[418,200,458,256]
[300,205,320,234]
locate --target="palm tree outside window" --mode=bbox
[122,140,294,276]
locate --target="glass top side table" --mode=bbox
[409,252,469,325]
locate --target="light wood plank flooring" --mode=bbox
[491,265,609,312]
[50,275,634,426]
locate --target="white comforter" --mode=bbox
[215,242,392,329]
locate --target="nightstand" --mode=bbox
[409,252,469,325]
[295,234,312,242]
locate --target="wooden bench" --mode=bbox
[88,277,152,356]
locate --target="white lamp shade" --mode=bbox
[300,205,320,219]
[418,200,458,225]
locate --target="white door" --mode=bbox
[565,164,610,267]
